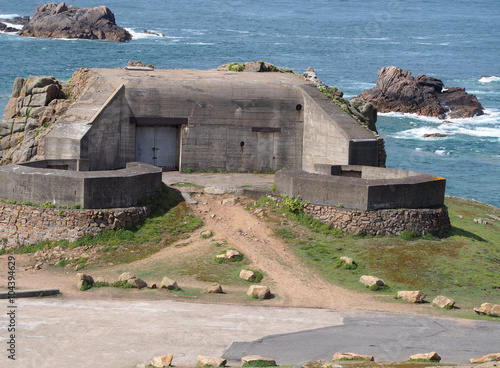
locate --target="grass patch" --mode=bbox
[253,195,500,311]
[243,360,277,367]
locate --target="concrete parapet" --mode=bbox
[276,166,446,210]
[0,161,162,209]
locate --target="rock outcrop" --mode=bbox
[19,2,131,42]
[247,285,271,299]
[397,290,425,303]
[333,352,374,361]
[358,66,484,119]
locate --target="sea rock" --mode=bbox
[160,277,178,290]
[242,355,276,365]
[247,285,271,299]
[19,2,132,42]
[197,356,227,367]
[359,275,386,288]
[239,269,255,281]
[358,66,484,119]
[203,282,223,294]
[332,352,374,361]
[397,290,425,303]
[469,353,500,364]
[432,295,455,309]
[423,133,447,138]
[150,354,173,367]
[409,352,441,361]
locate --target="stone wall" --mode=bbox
[0,202,149,248]
[304,203,450,236]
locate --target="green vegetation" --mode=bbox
[251,195,500,312]
[245,269,264,283]
[214,249,244,263]
[243,360,277,367]
[229,62,246,72]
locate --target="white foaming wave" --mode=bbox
[2,22,23,30]
[0,13,19,19]
[185,42,214,45]
[125,28,167,40]
[379,111,443,123]
[479,76,500,83]
[224,29,250,34]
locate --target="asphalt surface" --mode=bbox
[223,310,500,364]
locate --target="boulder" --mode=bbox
[474,302,500,316]
[332,352,374,361]
[397,290,425,303]
[432,295,455,309]
[128,277,147,289]
[148,282,157,289]
[242,355,276,365]
[247,285,271,299]
[222,197,236,206]
[409,352,441,362]
[239,269,255,281]
[160,277,178,290]
[340,256,354,265]
[119,272,136,282]
[492,305,500,317]
[150,354,173,367]
[197,355,227,367]
[216,249,242,260]
[19,2,132,42]
[204,282,223,294]
[469,353,500,364]
[359,275,386,288]
[357,66,484,119]
[75,273,93,289]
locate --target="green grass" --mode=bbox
[2,185,204,267]
[256,196,500,312]
[243,360,277,367]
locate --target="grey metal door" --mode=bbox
[136,126,177,168]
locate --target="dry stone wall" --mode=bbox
[304,203,450,236]
[0,202,149,249]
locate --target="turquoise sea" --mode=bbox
[1,0,499,207]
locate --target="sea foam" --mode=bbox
[479,76,500,83]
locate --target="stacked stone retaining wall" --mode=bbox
[304,203,450,236]
[0,202,149,249]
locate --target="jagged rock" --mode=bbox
[397,290,425,303]
[432,295,455,309]
[75,273,93,289]
[470,353,500,364]
[19,2,131,42]
[358,66,484,119]
[242,355,276,365]
[359,275,386,288]
[247,285,271,299]
[143,29,165,37]
[204,282,223,294]
[239,269,255,281]
[197,356,227,367]
[150,354,173,367]
[148,282,157,289]
[409,352,441,361]
[349,98,378,132]
[160,277,178,290]
[332,352,374,361]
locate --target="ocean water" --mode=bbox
[1,0,499,207]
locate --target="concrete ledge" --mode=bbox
[0,288,60,299]
[0,161,162,208]
[276,166,446,210]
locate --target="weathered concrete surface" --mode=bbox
[46,67,380,173]
[0,161,161,208]
[276,166,446,210]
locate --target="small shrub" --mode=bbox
[242,360,277,367]
[282,195,307,213]
[110,280,133,288]
[80,280,93,291]
[229,62,246,72]
[41,201,55,208]
[247,270,264,283]
[400,228,420,241]
[368,283,388,291]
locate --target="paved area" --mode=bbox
[1,298,499,367]
[162,172,274,193]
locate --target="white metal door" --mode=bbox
[136,126,178,168]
